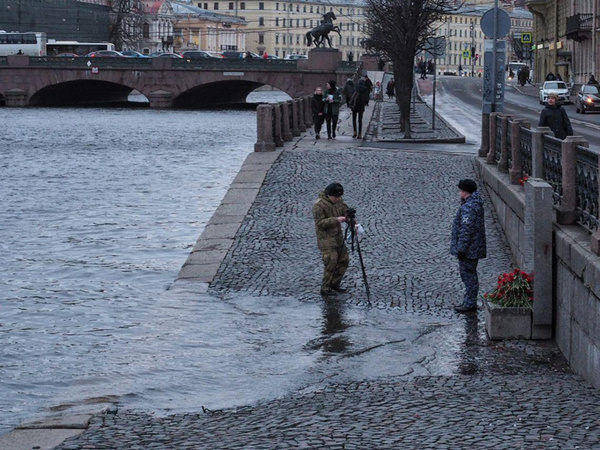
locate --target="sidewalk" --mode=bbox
[5,91,600,449]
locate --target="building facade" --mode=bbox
[527,0,599,84]
[172,2,247,52]
[176,0,368,59]
[140,0,176,53]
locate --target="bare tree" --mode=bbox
[108,0,144,51]
[364,0,452,137]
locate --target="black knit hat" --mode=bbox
[328,79,337,89]
[325,182,344,197]
[458,179,478,193]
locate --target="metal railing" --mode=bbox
[542,134,564,205]
[576,145,599,231]
[520,127,533,178]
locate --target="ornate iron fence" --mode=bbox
[520,127,533,178]
[507,120,513,169]
[542,134,563,205]
[575,145,599,231]
[495,115,502,164]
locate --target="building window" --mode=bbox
[296,35,300,44]
[296,19,299,27]
[259,33,264,44]
[259,17,264,26]
[229,2,233,9]
[283,18,286,27]
[283,35,286,44]
[259,2,264,10]
[310,5,313,12]
[240,2,245,8]
[214,2,218,9]
[203,3,208,8]
[276,3,279,10]
[316,7,319,13]
[303,19,306,27]
[303,5,306,12]
[275,34,279,44]
[296,5,299,11]
[143,23,150,38]
[276,18,279,26]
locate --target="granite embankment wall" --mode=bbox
[476,113,600,390]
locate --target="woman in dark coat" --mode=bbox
[539,94,573,140]
[311,86,325,139]
[386,78,395,99]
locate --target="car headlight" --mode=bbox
[586,96,594,104]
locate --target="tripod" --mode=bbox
[345,213,371,302]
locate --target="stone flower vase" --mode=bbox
[483,298,532,340]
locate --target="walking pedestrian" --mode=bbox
[545,72,556,81]
[323,80,341,139]
[451,179,487,313]
[350,79,366,139]
[386,78,395,99]
[587,74,599,85]
[362,75,373,106]
[263,51,268,59]
[342,78,355,107]
[348,51,354,62]
[538,93,573,140]
[311,86,325,140]
[313,182,350,296]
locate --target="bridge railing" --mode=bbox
[485,112,600,252]
[173,58,298,70]
[254,95,313,152]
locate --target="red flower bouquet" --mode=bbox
[484,269,534,309]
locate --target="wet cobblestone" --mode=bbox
[57,374,600,449]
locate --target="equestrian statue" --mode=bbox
[306,11,341,48]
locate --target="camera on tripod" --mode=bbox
[346,208,356,220]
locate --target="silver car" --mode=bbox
[539,81,570,105]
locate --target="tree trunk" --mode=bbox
[395,62,414,138]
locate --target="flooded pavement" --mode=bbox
[4,93,600,448]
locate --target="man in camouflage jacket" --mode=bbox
[313,182,349,296]
[450,179,487,312]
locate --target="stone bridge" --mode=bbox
[0,49,358,108]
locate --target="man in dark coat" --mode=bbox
[313,183,349,296]
[588,74,599,85]
[450,179,487,313]
[342,78,355,107]
[311,86,325,139]
[539,94,573,140]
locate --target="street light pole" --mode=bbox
[470,21,475,77]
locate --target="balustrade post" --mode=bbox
[509,119,523,184]
[557,136,587,224]
[479,113,490,157]
[498,115,511,173]
[254,104,276,152]
[273,103,284,147]
[291,99,301,136]
[297,98,306,132]
[531,127,551,178]
[304,95,313,128]
[486,112,500,165]
[282,101,293,141]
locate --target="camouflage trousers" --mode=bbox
[320,246,349,291]
[459,259,479,307]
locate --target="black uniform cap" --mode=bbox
[325,182,344,197]
[458,179,478,193]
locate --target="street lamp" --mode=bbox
[470,20,475,77]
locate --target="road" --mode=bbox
[430,76,600,151]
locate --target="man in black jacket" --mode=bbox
[539,94,573,140]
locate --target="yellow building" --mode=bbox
[172,2,248,52]
[175,0,368,59]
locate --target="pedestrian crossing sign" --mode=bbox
[462,50,471,58]
[521,33,532,43]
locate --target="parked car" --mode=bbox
[181,51,214,59]
[151,52,183,58]
[120,50,150,58]
[221,51,259,59]
[266,55,281,60]
[284,54,308,60]
[539,81,570,105]
[205,51,224,58]
[55,53,79,58]
[86,50,125,58]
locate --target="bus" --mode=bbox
[46,41,115,56]
[0,31,47,56]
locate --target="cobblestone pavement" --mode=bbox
[55,139,600,448]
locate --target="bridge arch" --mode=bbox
[29,79,137,107]
[173,80,290,108]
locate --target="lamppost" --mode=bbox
[470,20,475,77]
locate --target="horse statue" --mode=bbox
[306,11,341,48]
